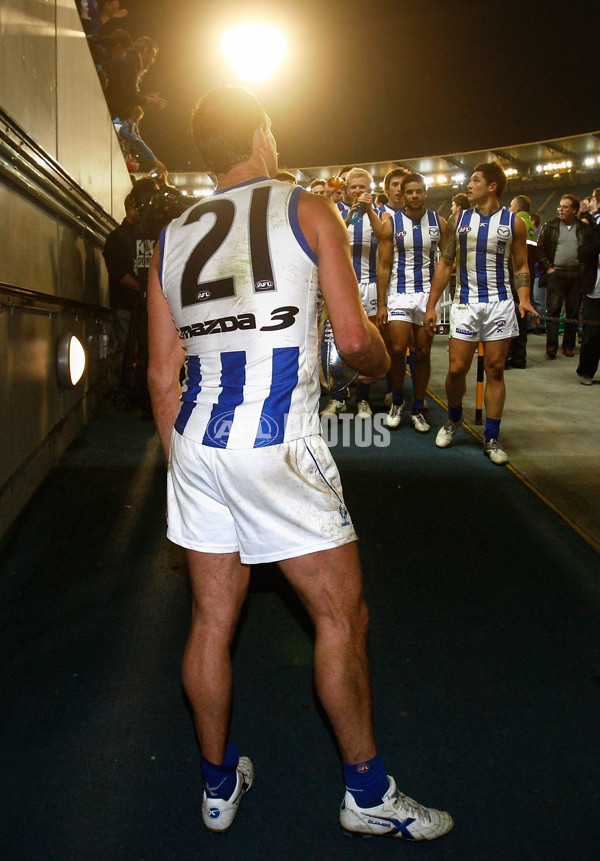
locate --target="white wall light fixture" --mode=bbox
[56,333,86,388]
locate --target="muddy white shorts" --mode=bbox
[450,298,518,342]
[167,431,357,564]
[359,281,378,318]
[387,291,439,326]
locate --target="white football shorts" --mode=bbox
[359,280,378,318]
[450,298,518,342]
[387,291,439,326]
[167,431,357,564]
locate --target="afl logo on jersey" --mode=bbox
[204,410,281,448]
[498,226,511,238]
[255,279,275,291]
[429,227,440,238]
[458,226,471,234]
[196,289,211,300]
[395,230,407,238]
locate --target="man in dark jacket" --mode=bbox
[537,194,591,358]
[105,36,167,119]
[576,212,600,384]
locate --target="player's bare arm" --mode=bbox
[298,192,389,378]
[423,217,456,336]
[147,245,186,461]
[365,198,385,240]
[375,218,393,330]
[511,216,537,318]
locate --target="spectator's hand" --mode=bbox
[153,159,168,177]
[589,196,599,213]
[145,93,168,110]
[101,0,128,21]
[125,155,139,173]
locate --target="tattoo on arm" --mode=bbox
[514,272,530,290]
[440,216,457,263]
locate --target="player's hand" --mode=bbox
[518,301,539,320]
[374,306,388,330]
[423,308,437,338]
[358,192,373,210]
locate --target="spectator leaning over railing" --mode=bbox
[113,106,167,177]
[76,0,128,36]
[105,36,167,120]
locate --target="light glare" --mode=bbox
[221,23,287,83]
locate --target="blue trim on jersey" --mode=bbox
[212,176,270,195]
[175,355,202,434]
[475,213,491,301]
[202,352,247,448]
[392,211,406,292]
[158,226,166,288]
[337,201,350,218]
[351,218,363,282]
[255,347,300,446]
[289,187,318,264]
[496,209,512,301]
[458,208,473,304]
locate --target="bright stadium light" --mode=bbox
[221,23,287,83]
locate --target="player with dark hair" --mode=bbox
[147,85,452,841]
[376,172,446,431]
[424,162,537,465]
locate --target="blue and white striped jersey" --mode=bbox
[388,209,442,294]
[455,207,515,303]
[158,178,321,449]
[336,201,350,219]
[347,210,378,284]
[377,204,399,219]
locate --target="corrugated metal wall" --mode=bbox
[0,0,133,537]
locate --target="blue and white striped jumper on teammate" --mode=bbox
[388,209,443,295]
[454,206,516,303]
[158,177,321,450]
[347,210,378,290]
[336,200,350,219]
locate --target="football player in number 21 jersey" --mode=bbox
[146,86,452,841]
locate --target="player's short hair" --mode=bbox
[530,212,541,228]
[383,167,409,191]
[275,170,297,184]
[560,193,579,212]
[512,194,531,212]
[192,87,267,175]
[346,167,373,185]
[400,172,426,194]
[473,162,507,197]
[375,192,388,206]
[452,193,469,210]
[310,179,325,190]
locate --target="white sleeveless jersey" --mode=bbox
[347,210,378,284]
[159,178,321,449]
[388,209,442,295]
[455,206,515,303]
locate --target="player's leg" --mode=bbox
[436,337,478,448]
[278,542,375,764]
[411,322,432,401]
[279,543,453,841]
[481,337,511,464]
[182,550,251,763]
[385,320,412,426]
[445,337,478,406]
[482,338,510,420]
